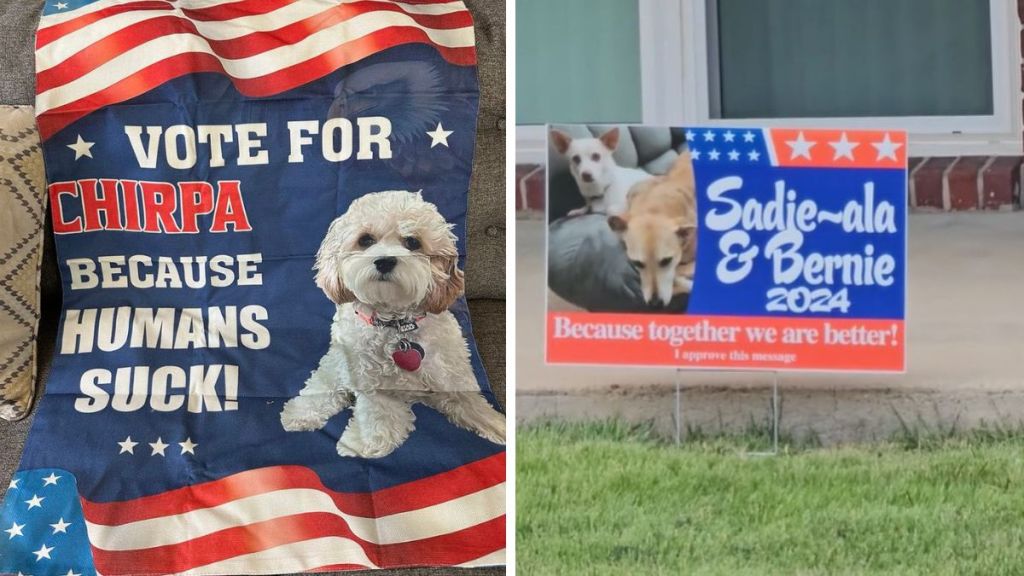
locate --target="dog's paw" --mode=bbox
[473,410,506,445]
[280,397,329,432]
[336,434,400,459]
[566,206,591,217]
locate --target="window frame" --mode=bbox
[516,0,1021,162]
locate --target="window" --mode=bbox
[516,0,1020,160]
[684,0,1020,155]
[516,0,643,125]
[515,0,654,163]
[712,0,993,119]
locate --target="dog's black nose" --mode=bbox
[581,172,594,183]
[374,257,398,274]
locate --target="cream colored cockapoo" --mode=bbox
[280,190,505,458]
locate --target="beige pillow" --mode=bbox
[0,105,45,421]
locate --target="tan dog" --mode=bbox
[608,153,697,307]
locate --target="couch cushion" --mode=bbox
[0,105,46,420]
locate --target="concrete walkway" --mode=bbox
[516,213,1024,444]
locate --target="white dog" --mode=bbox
[550,127,650,217]
[280,190,505,458]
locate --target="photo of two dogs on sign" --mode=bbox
[279,190,505,459]
[547,125,697,314]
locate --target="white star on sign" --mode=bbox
[727,149,740,161]
[41,473,61,487]
[689,148,701,160]
[50,518,72,534]
[723,130,736,142]
[426,123,452,148]
[742,131,756,143]
[55,1,68,8]
[25,494,44,509]
[67,135,94,160]
[5,522,24,539]
[872,133,902,161]
[685,130,696,142]
[150,437,169,456]
[747,150,761,162]
[118,436,138,455]
[33,544,54,561]
[702,130,715,142]
[708,149,721,161]
[179,437,198,455]
[785,131,815,160]
[8,478,19,490]
[65,570,80,576]
[829,132,859,161]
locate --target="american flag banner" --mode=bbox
[2,1,504,574]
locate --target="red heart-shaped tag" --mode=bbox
[392,347,423,372]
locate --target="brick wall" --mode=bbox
[516,4,1024,216]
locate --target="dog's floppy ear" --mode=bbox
[314,217,356,305]
[424,244,465,314]
[599,127,620,151]
[550,129,572,155]
[676,223,697,254]
[608,215,629,234]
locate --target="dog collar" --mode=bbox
[353,304,425,333]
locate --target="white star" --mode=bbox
[748,150,761,162]
[55,1,68,8]
[65,570,80,576]
[702,130,715,142]
[785,131,815,160]
[708,149,721,161]
[685,130,696,142]
[149,437,169,456]
[117,436,138,455]
[723,130,736,142]
[426,122,453,148]
[17,572,30,576]
[50,518,71,534]
[66,135,94,160]
[8,478,19,490]
[41,473,61,487]
[829,132,859,161]
[742,131,756,143]
[689,148,701,160]
[727,149,740,161]
[179,437,198,455]
[33,544,53,561]
[5,522,24,539]
[25,494,44,509]
[872,133,902,161]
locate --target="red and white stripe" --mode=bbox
[80,452,505,574]
[35,0,476,140]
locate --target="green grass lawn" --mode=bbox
[517,422,1024,576]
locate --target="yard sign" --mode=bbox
[546,127,907,372]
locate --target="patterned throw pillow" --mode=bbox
[0,105,45,421]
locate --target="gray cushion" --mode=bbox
[547,214,688,313]
[0,0,41,105]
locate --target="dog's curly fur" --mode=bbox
[280,191,505,458]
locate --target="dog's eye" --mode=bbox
[572,155,581,164]
[403,236,422,250]
[659,257,673,268]
[591,153,600,161]
[357,233,376,248]
[630,259,645,270]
